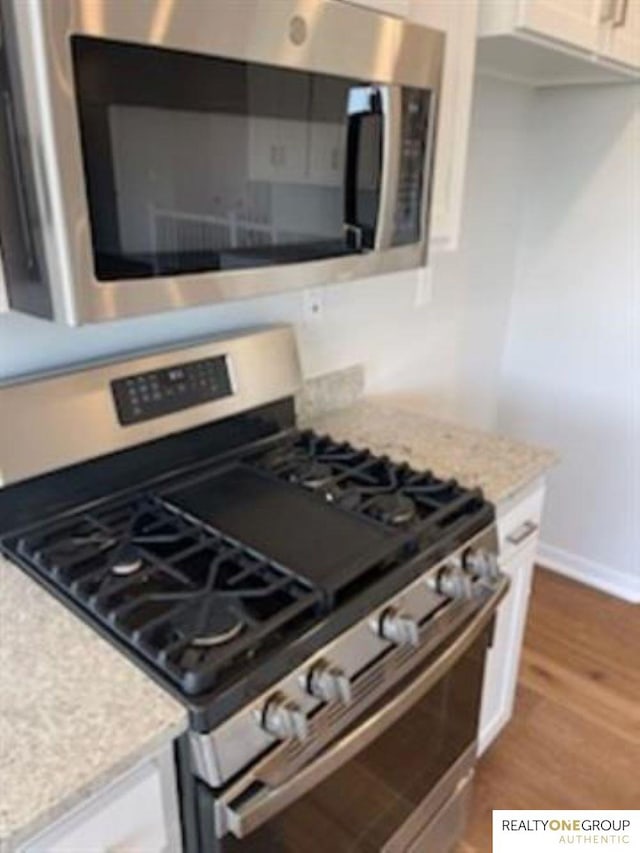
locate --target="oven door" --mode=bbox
[4,0,443,324]
[197,578,507,852]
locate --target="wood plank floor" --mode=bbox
[460,566,640,853]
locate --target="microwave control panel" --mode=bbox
[392,88,430,248]
[111,355,233,426]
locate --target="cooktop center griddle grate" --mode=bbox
[161,463,401,598]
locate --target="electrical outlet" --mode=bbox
[415,266,433,307]
[303,288,325,323]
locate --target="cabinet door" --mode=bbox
[309,122,346,187]
[248,69,310,186]
[409,0,479,251]
[517,0,605,52]
[602,0,640,68]
[478,535,538,754]
[21,750,182,853]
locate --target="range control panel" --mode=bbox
[111,355,233,426]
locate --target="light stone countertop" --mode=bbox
[304,397,557,506]
[0,555,187,852]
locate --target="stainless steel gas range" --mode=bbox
[0,327,507,852]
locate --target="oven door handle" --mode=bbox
[215,574,509,839]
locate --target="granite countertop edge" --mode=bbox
[1,716,187,853]
[0,556,188,852]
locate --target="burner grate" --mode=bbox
[254,431,487,538]
[1,429,494,709]
[8,495,324,695]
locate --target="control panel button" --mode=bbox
[260,693,309,743]
[376,607,420,647]
[305,660,352,705]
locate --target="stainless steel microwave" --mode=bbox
[0,0,444,325]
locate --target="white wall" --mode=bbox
[498,84,640,601]
[0,76,532,433]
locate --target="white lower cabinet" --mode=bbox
[20,745,182,853]
[478,483,545,755]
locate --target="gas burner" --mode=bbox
[367,493,417,527]
[112,547,144,577]
[290,461,333,490]
[189,610,245,648]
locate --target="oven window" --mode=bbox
[71,38,383,281]
[215,632,488,852]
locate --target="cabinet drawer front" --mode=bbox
[22,761,171,853]
[498,484,545,562]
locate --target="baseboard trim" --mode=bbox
[537,543,640,604]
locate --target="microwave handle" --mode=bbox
[214,574,509,840]
[343,85,388,251]
[375,85,402,250]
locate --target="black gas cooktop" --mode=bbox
[1,428,493,721]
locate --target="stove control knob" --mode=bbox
[464,547,500,583]
[261,693,309,743]
[306,660,352,705]
[435,564,473,600]
[377,608,420,647]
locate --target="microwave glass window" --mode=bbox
[72,38,386,281]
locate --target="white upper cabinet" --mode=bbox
[601,0,640,66]
[516,0,604,52]
[409,0,480,251]
[478,0,640,83]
